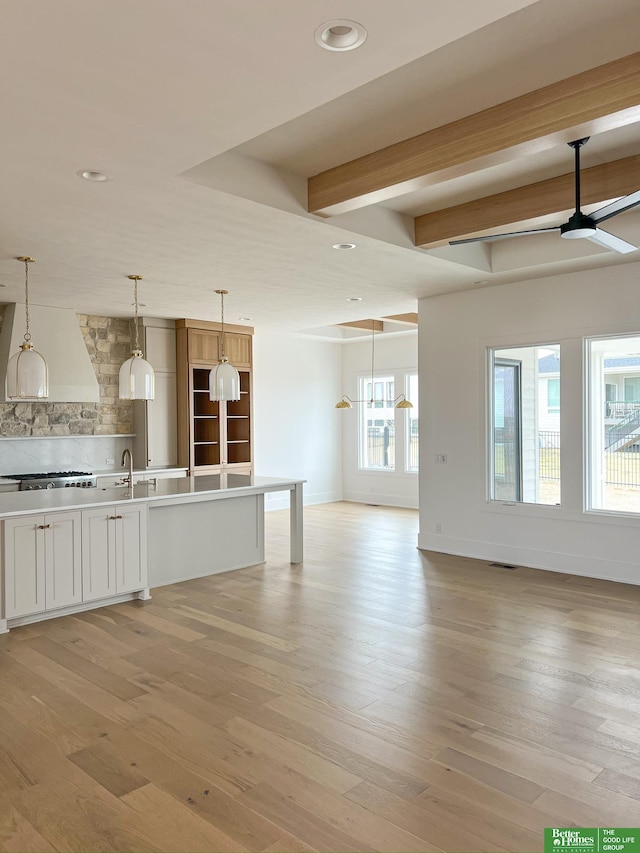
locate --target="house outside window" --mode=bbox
[587,335,640,514]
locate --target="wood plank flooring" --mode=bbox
[1,501,640,852]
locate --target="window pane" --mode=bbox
[406,373,419,472]
[359,375,395,470]
[588,335,640,513]
[490,345,560,505]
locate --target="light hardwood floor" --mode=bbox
[1,502,639,852]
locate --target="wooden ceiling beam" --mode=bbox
[308,52,640,217]
[415,154,640,247]
[383,313,418,325]
[338,319,383,331]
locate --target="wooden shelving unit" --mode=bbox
[176,319,253,474]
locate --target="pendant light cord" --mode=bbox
[216,289,228,360]
[221,291,226,359]
[23,258,32,343]
[370,321,375,403]
[134,278,140,351]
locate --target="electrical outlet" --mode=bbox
[435,453,448,464]
[435,523,442,534]
[106,457,115,465]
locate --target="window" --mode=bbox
[587,335,640,513]
[357,370,418,473]
[359,374,395,470]
[489,344,560,505]
[547,378,560,413]
[406,373,419,473]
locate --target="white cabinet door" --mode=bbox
[82,505,147,599]
[44,512,82,609]
[4,516,46,618]
[146,326,176,372]
[116,505,148,593]
[147,372,177,468]
[82,507,117,601]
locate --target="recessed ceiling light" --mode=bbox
[347,297,363,302]
[238,317,252,321]
[77,169,112,182]
[333,242,357,250]
[315,20,367,52]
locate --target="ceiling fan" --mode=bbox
[450,137,640,254]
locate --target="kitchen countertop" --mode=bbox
[0,474,304,519]
[93,466,187,477]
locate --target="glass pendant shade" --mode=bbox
[118,275,155,401]
[6,343,49,400]
[119,350,155,400]
[209,357,240,402]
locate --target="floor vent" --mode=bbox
[489,562,518,570]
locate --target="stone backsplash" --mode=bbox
[0,306,134,436]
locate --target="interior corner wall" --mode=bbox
[342,332,418,508]
[252,333,343,510]
[418,261,640,585]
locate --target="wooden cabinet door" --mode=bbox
[82,507,117,601]
[189,329,219,364]
[4,516,46,618]
[223,333,252,368]
[116,505,148,593]
[44,511,82,609]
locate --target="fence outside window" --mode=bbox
[539,430,640,488]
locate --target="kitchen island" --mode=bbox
[0,473,304,632]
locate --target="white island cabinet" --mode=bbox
[0,474,302,633]
[4,511,82,618]
[82,505,148,601]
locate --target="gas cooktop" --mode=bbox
[8,471,97,490]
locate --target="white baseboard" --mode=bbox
[265,490,342,512]
[417,532,640,586]
[343,491,418,510]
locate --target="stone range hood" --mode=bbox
[0,304,100,403]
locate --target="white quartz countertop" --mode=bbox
[93,467,188,477]
[0,474,304,519]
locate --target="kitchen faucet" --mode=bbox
[122,448,133,487]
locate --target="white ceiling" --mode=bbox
[1,0,639,334]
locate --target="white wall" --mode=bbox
[418,261,640,585]
[342,332,418,508]
[253,333,343,510]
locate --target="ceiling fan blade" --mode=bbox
[450,226,560,246]
[591,189,640,225]
[586,228,638,255]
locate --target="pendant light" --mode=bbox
[209,289,240,402]
[118,275,155,400]
[6,256,49,400]
[335,321,413,409]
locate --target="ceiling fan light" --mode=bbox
[560,225,596,240]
